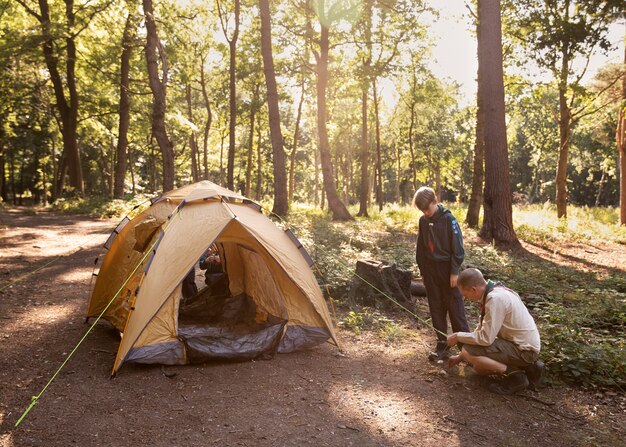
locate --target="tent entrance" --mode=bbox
[176,242,288,362]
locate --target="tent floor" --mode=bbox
[178,290,285,362]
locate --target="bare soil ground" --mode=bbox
[1,208,624,447]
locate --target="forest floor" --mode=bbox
[0,207,625,447]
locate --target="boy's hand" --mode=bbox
[447,333,458,347]
[450,274,458,288]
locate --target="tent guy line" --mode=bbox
[269,211,448,340]
[14,202,173,428]
[13,188,442,430]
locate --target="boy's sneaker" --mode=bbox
[523,360,545,391]
[487,371,529,395]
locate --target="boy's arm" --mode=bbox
[448,215,464,275]
[416,219,427,270]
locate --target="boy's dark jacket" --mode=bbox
[416,204,464,275]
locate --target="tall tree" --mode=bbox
[114,8,139,198]
[356,0,372,217]
[515,0,623,218]
[199,53,212,180]
[143,0,175,192]
[217,0,240,190]
[310,0,353,220]
[15,0,88,195]
[466,4,484,229]
[259,0,288,215]
[616,22,626,225]
[477,0,518,245]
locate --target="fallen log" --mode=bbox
[411,281,427,297]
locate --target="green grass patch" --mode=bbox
[340,308,408,342]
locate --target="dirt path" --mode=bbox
[1,208,624,447]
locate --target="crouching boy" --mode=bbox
[447,268,544,394]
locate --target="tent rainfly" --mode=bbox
[87,181,339,375]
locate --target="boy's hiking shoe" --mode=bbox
[523,360,545,391]
[428,345,450,362]
[487,371,529,395]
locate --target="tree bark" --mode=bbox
[618,23,626,225]
[556,67,571,218]
[315,24,352,221]
[245,84,259,198]
[466,10,485,228]
[186,83,199,182]
[200,55,212,180]
[408,95,417,191]
[143,0,175,192]
[477,0,518,246]
[114,10,138,199]
[222,0,240,190]
[259,0,288,215]
[357,83,370,217]
[373,80,383,211]
[357,0,372,217]
[289,83,305,203]
[23,0,84,195]
[255,112,263,200]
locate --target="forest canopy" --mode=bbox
[0,0,624,222]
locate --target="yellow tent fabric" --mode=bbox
[87,181,338,375]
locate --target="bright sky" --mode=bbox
[426,1,625,106]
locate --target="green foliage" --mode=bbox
[340,308,407,342]
[51,194,152,218]
[513,204,626,245]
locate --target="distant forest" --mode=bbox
[1,0,624,223]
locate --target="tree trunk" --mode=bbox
[259,0,288,216]
[466,11,485,228]
[114,10,137,199]
[408,97,417,191]
[0,152,6,203]
[357,0,372,217]
[595,167,606,206]
[255,112,263,201]
[618,25,626,225]
[357,83,370,217]
[477,0,518,246]
[617,107,626,225]
[26,0,83,195]
[373,80,383,211]
[143,0,175,192]
[224,0,240,190]
[186,83,199,182]
[200,55,212,180]
[316,25,352,221]
[245,84,258,198]
[289,84,305,203]
[556,77,571,218]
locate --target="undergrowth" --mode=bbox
[286,202,626,391]
[51,194,153,218]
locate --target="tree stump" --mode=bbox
[348,260,412,307]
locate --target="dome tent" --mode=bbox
[87,181,338,375]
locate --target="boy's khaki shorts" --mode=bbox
[463,338,538,368]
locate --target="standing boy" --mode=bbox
[447,268,544,394]
[414,186,469,361]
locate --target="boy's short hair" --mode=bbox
[413,186,437,211]
[458,268,487,289]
